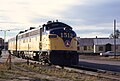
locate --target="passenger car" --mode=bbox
[100,51,120,56]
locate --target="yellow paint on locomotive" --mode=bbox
[50,36,77,51]
[42,35,51,51]
[9,34,77,52]
[28,35,40,51]
[8,39,16,51]
[17,35,40,51]
[42,34,77,51]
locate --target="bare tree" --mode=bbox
[109,29,120,38]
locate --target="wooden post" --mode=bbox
[27,57,29,65]
[8,53,11,70]
[27,44,29,65]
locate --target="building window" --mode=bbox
[84,46,87,50]
[88,46,91,50]
[92,46,94,49]
[99,46,103,51]
[77,46,80,50]
[116,45,118,49]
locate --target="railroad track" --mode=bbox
[64,65,120,81]
[18,58,120,81]
[10,55,120,81]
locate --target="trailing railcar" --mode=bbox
[8,21,79,66]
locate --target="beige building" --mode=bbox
[94,38,120,53]
[77,38,120,53]
[77,38,94,53]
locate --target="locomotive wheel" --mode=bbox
[39,55,51,65]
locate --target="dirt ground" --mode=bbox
[0,62,119,81]
[0,52,120,81]
[0,63,70,81]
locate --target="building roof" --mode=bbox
[77,38,94,46]
[94,38,120,45]
[77,37,120,46]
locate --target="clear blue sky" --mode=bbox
[0,0,120,41]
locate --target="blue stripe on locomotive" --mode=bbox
[49,28,76,47]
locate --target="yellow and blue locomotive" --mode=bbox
[8,21,79,66]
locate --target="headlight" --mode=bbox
[100,53,102,56]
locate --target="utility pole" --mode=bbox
[113,19,116,58]
[0,30,11,69]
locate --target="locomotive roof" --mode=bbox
[18,27,40,35]
[9,21,73,41]
[18,21,72,34]
[44,21,73,30]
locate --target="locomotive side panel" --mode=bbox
[17,29,40,52]
[9,28,41,59]
[8,37,16,54]
[42,34,51,51]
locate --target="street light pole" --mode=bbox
[113,19,116,58]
